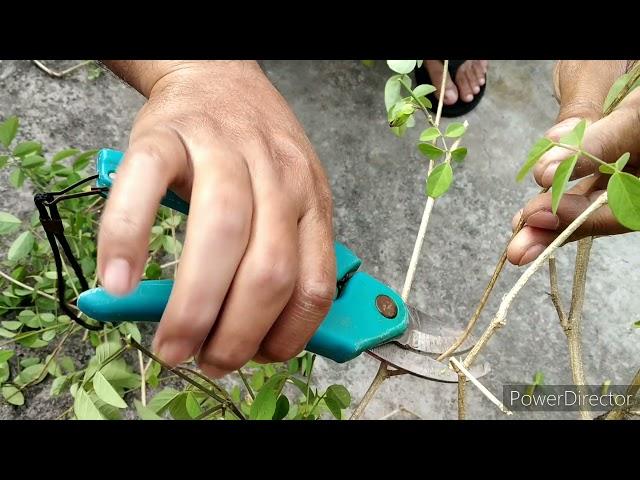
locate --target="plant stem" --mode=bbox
[32,60,92,78]
[450,357,513,415]
[602,367,640,420]
[353,62,452,420]
[402,122,467,301]
[349,363,391,420]
[604,62,640,115]
[457,378,466,419]
[565,237,593,420]
[548,255,567,327]
[195,404,224,420]
[0,270,58,303]
[237,369,255,400]
[138,350,147,406]
[462,192,608,370]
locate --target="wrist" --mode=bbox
[102,60,262,98]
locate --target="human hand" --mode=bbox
[98,61,336,377]
[508,60,639,265]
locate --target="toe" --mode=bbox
[425,60,458,105]
[455,67,474,103]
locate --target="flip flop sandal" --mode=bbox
[414,60,486,118]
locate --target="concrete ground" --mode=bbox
[1,60,639,420]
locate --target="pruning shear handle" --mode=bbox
[78,149,409,363]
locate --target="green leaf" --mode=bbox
[162,215,182,229]
[426,163,454,198]
[72,150,97,171]
[361,60,375,68]
[444,122,466,138]
[19,357,40,368]
[387,60,416,75]
[603,73,640,113]
[145,262,162,280]
[0,363,10,384]
[8,231,34,261]
[516,138,554,182]
[551,154,578,214]
[633,320,640,328]
[1,329,17,340]
[533,371,544,385]
[559,119,587,147]
[52,148,80,163]
[118,322,142,343]
[451,147,468,163]
[599,164,616,175]
[0,116,19,148]
[418,143,444,160]
[324,395,342,419]
[21,155,46,169]
[0,212,21,236]
[287,358,299,374]
[616,152,631,171]
[185,392,202,418]
[15,364,45,386]
[326,384,351,409]
[384,75,403,112]
[2,385,24,406]
[608,171,640,230]
[162,236,182,255]
[413,84,436,98]
[50,375,70,396]
[9,169,25,188]
[13,141,42,157]
[74,387,105,420]
[145,360,161,388]
[0,350,14,363]
[251,369,265,390]
[273,395,290,420]
[93,371,127,408]
[134,399,163,420]
[419,127,440,142]
[250,372,288,420]
[148,387,181,413]
[0,155,8,168]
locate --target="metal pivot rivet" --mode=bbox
[375,294,398,319]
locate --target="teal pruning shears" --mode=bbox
[73,149,489,383]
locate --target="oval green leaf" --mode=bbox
[516,137,553,182]
[8,231,34,262]
[2,385,24,406]
[250,372,288,420]
[616,152,630,171]
[551,154,578,214]
[326,384,351,409]
[426,163,453,198]
[0,212,21,235]
[21,155,46,169]
[387,60,416,75]
[384,75,402,112]
[0,350,14,363]
[419,127,440,142]
[273,394,290,420]
[74,387,105,420]
[444,122,466,138]
[134,399,163,420]
[608,171,640,230]
[13,141,42,158]
[418,143,444,160]
[451,147,468,163]
[413,84,436,98]
[93,370,127,408]
[0,116,18,148]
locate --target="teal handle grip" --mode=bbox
[96,149,190,215]
[79,148,409,363]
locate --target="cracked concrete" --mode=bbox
[1,60,639,420]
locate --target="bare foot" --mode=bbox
[423,60,489,105]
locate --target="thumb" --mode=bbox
[553,60,628,124]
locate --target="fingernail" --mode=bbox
[155,339,194,366]
[544,117,581,141]
[102,258,132,296]
[526,211,560,230]
[518,244,546,266]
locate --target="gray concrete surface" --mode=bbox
[1,60,639,420]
